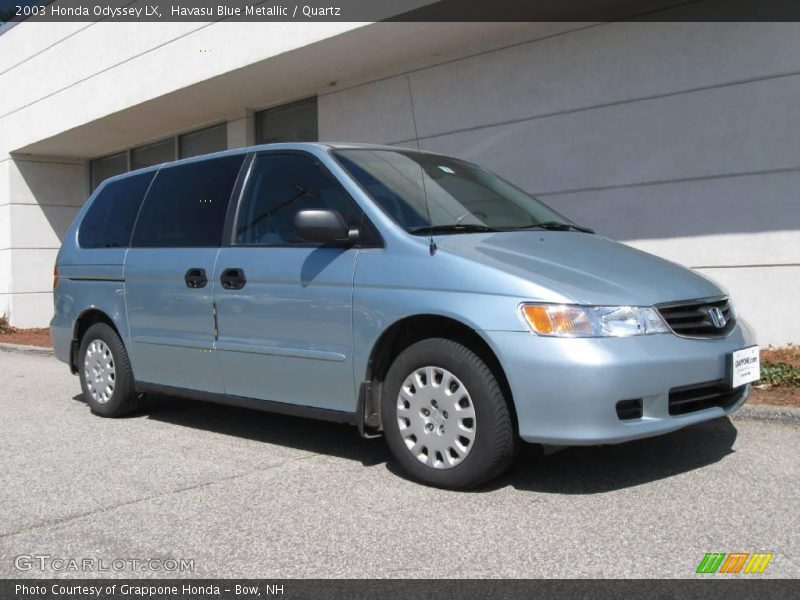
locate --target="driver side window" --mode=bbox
[235,153,360,246]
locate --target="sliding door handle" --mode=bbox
[184,268,208,289]
[220,268,246,290]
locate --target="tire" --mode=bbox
[381,338,518,489]
[78,322,141,417]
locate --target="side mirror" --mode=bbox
[294,209,357,244]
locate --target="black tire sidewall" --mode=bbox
[381,338,514,489]
[78,323,137,417]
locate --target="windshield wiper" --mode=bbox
[409,223,499,235]
[513,221,595,234]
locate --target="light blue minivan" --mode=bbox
[52,143,760,488]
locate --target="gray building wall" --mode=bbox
[318,22,800,345]
[1,21,797,344]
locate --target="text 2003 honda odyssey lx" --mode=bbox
[52,143,760,489]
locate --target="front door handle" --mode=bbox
[184,268,207,289]
[220,268,246,290]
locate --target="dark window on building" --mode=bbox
[235,153,360,246]
[255,97,318,144]
[130,138,176,170]
[79,172,153,248]
[179,123,227,159]
[90,152,127,191]
[132,155,244,248]
[90,124,230,191]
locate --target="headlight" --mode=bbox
[520,304,670,337]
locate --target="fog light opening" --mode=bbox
[616,399,643,421]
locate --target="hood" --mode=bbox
[435,231,724,306]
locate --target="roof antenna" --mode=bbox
[407,75,436,256]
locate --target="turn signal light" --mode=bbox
[53,265,59,289]
[521,305,555,334]
[521,305,594,336]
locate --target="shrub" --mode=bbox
[757,362,800,388]
[0,314,17,334]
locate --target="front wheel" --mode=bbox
[381,338,518,489]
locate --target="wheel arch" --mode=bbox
[358,314,517,436]
[70,308,123,374]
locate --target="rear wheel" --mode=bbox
[381,338,517,489]
[78,322,141,417]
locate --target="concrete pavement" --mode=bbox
[1,350,797,578]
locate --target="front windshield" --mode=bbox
[333,148,574,234]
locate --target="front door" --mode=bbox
[214,152,364,412]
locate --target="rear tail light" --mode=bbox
[53,265,59,289]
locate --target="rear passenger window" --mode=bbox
[131,155,244,247]
[79,173,152,248]
[235,153,360,246]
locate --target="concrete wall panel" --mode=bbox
[4,159,86,325]
[0,21,87,73]
[1,21,364,156]
[9,204,80,250]
[9,159,87,206]
[10,248,58,296]
[420,74,800,194]
[0,160,9,248]
[0,21,203,116]
[408,23,800,140]
[543,169,800,266]
[319,75,417,143]
[0,249,10,297]
[5,291,53,329]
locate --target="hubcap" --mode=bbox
[396,366,476,469]
[84,339,116,404]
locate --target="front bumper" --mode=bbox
[484,320,756,445]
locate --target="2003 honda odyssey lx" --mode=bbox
[52,143,760,489]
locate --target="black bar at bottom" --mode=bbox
[2,579,797,600]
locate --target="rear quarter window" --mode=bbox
[78,172,153,248]
[131,155,244,248]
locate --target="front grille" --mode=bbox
[668,380,744,416]
[657,297,735,338]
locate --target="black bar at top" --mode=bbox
[4,0,800,24]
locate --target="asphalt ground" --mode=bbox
[1,349,797,578]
